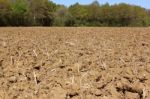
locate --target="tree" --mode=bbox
[28,0,57,26]
[147,10,150,26]
[99,3,111,26]
[86,1,101,26]
[53,5,67,26]
[130,6,149,26]
[0,0,11,26]
[0,0,149,26]
[109,3,134,26]
[53,5,75,26]
[11,0,29,26]
[69,3,88,26]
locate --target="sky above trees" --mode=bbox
[51,0,150,9]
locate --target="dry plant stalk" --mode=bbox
[33,70,39,95]
[120,57,126,65]
[33,49,38,57]
[71,75,75,85]
[101,62,107,70]
[33,71,38,86]
[143,87,147,99]
[80,72,89,88]
[10,56,14,65]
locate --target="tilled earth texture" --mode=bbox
[0,27,150,99]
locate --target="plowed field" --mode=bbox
[0,27,150,99]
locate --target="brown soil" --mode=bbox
[0,27,150,99]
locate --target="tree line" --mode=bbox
[0,0,150,26]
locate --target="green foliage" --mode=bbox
[53,5,68,26]
[0,0,150,26]
[68,3,89,26]
[11,0,29,26]
[28,0,57,26]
